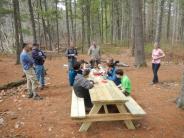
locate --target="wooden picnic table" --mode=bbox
[71,69,146,132]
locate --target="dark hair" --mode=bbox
[116,69,124,76]
[22,43,28,49]
[73,62,81,70]
[83,69,90,76]
[107,62,115,68]
[33,43,39,47]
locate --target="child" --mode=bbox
[73,69,94,110]
[115,69,132,96]
[68,62,82,86]
[106,62,121,86]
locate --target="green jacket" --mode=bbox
[120,75,132,94]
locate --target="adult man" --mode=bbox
[32,43,46,89]
[65,42,78,70]
[88,41,101,68]
[20,43,43,100]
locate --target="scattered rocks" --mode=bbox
[15,121,24,129]
[0,117,4,125]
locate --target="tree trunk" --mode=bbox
[65,0,70,47]
[176,71,184,109]
[44,0,52,50]
[132,0,146,67]
[13,0,23,64]
[101,0,104,43]
[81,0,85,53]
[69,0,74,41]
[55,0,59,53]
[74,0,77,46]
[86,0,91,47]
[155,0,165,44]
[166,0,171,40]
[105,0,108,43]
[39,0,47,49]
[111,0,114,44]
[28,0,37,44]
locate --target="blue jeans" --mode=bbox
[68,59,76,70]
[35,65,45,87]
[152,63,160,83]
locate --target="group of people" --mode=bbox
[20,40,165,105]
[65,41,132,110]
[20,43,46,100]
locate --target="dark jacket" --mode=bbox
[73,74,93,98]
[65,48,78,61]
[32,48,46,65]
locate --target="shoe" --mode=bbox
[150,82,155,85]
[33,95,43,100]
[27,93,33,98]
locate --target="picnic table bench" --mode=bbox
[71,70,146,132]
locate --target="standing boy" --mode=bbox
[32,43,46,89]
[20,43,42,100]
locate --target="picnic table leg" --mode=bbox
[116,104,135,129]
[103,105,109,114]
[79,104,102,132]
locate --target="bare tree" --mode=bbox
[65,0,70,46]
[132,0,146,67]
[176,71,184,109]
[28,0,37,43]
[155,0,165,44]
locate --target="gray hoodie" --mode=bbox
[73,74,94,98]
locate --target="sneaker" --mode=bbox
[27,93,33,98]
[33,95,43,100]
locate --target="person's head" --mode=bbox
[33,43,39,49]
[73,62,81,71]
[92,41,96,48]
[107,62,115,70]
[22,43,31,52]
[70,42,74,48]
[115,69,124,78]
[154,42,160,49]
[83,69,90,78]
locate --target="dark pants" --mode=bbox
[73,88,93,108]
[152,63,160,83]
[90,59,100,68]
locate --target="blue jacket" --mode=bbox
[20,50,34,70]
[107,67,121,85]
[32,48,46,65]
[69,70,83,86]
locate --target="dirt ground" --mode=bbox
[0,52,184,138]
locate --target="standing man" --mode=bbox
[32,43,46,89]
[65,42,78,70]
[88,41,101,68]
[20,43,43,100]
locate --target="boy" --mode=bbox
[32,43,46,89]
[20,43,43,100]
[73,69,94,110]
[115,69,132,96]
[68,62,82,86]
[65,42,78,70]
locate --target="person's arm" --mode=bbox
[65,49,69,57]
[32,50,43,61]
[88,47,91,56]
[80,77,94,89]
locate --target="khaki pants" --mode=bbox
[24,68,38,97]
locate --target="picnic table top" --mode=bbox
[89,70,128,104]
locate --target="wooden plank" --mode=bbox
[103,105,109,114]
[125,97,146,116]
[79,104,102,132]
[73,113,142,122]
[71,90,86,118]
[116,104,136,129]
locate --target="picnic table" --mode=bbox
[71,69,146,132]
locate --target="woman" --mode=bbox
[151,42,165,84]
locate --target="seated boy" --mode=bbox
[106,62,121,86]
[73,69,94,110]
[115,69,132,96]
[68,62,82,86]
